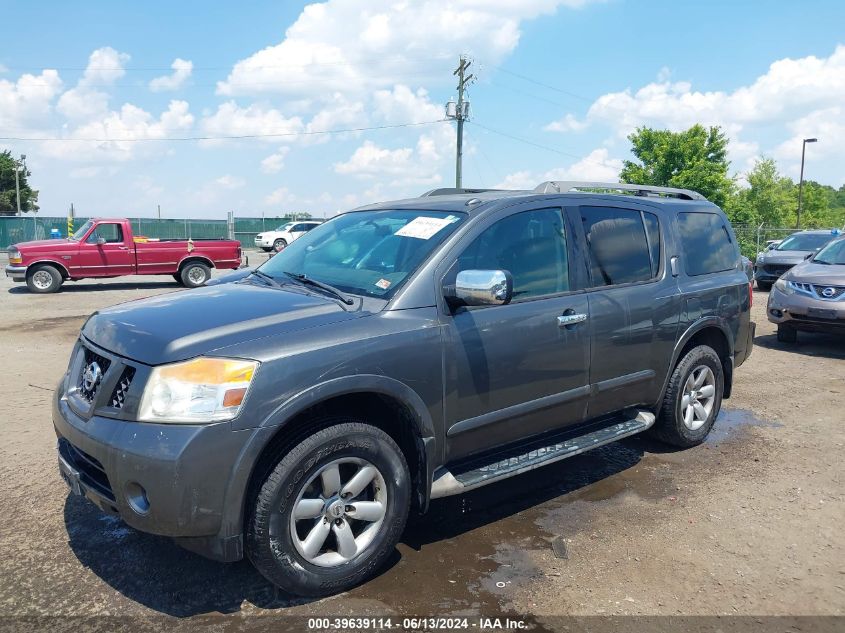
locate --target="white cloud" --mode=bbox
[149,58,193,92]
[773,107,845,177]
[217,0,601,98]
[199,101,303,145]
[44,100,195,161]
[544,113,587,133]
[265,186,296,206]
[79,47,130,87]
[495,148,622,189]
[0,69,63,128]
[333,132,448,186]
[260,147,291,173]
[58,47,131,121]
[373,85,442,123]
[215,174,245,189]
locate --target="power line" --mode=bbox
[469,120,620,171]
[0,120,446,143]
[494,66,594,103]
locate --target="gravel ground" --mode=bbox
[0,254,843,625]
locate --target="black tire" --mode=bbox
[273,238,287,253]
[261,247,272,253]
[179,261,211,288]
[172,273,184,285]
[26,264,63,293]
[246,420,410,597]
[777,324,797,343]
[649,345,724,448]
[756,280,772,291]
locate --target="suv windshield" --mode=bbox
[813,238,845,265]
[259,209,464,299]
[274,223,295,232]
[776,233,832,251]
[70,220,94,241]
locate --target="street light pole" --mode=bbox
[797,137,817,228]
[14,163,21,216]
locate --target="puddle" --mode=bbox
[707,407,783,444]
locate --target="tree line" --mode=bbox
[621,124,845,230]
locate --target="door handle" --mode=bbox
[118,246,129,250]
[557,313,587,327]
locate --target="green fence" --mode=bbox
[0,216,305,249]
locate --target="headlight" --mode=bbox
[8,248,22,265]
[138,357,258,423]
[774,278,793,295]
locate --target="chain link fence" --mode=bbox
[0,215,307,249]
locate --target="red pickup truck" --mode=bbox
[5,218,243,293]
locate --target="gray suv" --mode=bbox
[53,181,755,596]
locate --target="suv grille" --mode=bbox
[812,285,845,300]
[77,347,111,403]
[109,367,135,409]
[763,264,793,276]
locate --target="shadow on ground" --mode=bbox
[754,330,845,360]
[63,435,664,616]
[9,281,182,294]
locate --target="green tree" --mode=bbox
[620,124,734,207]
[730,157,794,226]
[0,150,39,216]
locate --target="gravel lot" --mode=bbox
[0,253,843,624]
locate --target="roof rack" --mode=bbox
[534,181,706,201]
[420,187,508,197]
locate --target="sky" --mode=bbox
[1,0,844,219]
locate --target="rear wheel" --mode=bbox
[26,264,63,293]
[179,261,211,288]
[756,280,772,291]
[246,420,410,597]
[649,345,723,448]
[273,238,287,253]
[777,324,797,343]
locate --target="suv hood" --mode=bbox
[82,282,363,365]
[785,260,845,285]
[757,250,814,265]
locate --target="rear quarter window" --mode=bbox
[677,212,737,276]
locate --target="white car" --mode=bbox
[254,221,322,252]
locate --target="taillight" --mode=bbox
[748,282,753,308]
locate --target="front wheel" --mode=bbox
[273,238,287,253]
[777,324,797,343]
[649,345,724,448]
[26,264,63,293]
[246,420,410,597]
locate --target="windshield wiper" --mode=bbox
[282,271,354,305]
[248,269,284,288]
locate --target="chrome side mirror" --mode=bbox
[96,237,106,246]
[452,269,512,306]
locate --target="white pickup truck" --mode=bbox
[254,221,322,252]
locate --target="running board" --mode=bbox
[430,410,655,499]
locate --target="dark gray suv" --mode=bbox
[53,181,755,596]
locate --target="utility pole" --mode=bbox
[796,137,818,228]
[157,204,161,219]
[446,56,473,188]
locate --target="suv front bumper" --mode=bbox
[767,286,845,334]
[52,385,248,561]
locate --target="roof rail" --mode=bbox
[420,187,507,197]
[534,181,706,201]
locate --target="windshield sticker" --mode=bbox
[375,278,391,290]
[395,216,454,240]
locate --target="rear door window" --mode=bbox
[581,206,657,286]
[677,212,737,276]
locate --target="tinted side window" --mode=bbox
[678,212,737,276]
[581,206,653,286]
[303,223,318,232]
[458,208,569,300]
[643,212,661,277]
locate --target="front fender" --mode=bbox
[217,374,437,542]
